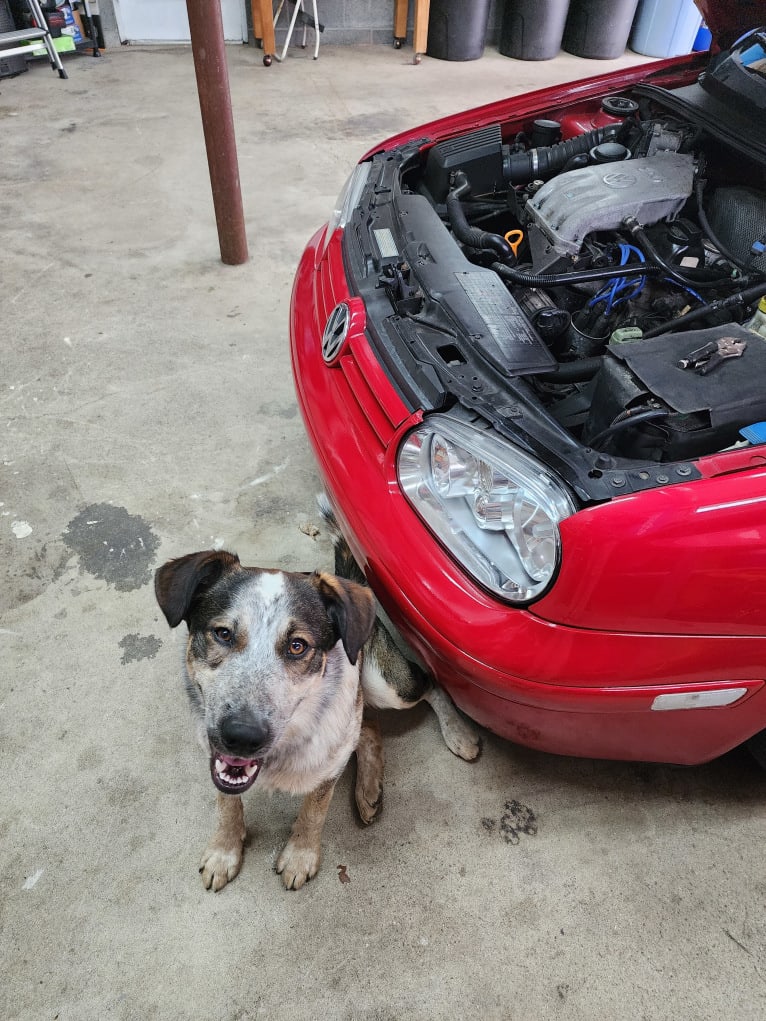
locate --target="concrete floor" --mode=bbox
[2,38,765,1021]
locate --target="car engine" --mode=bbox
[400,73,766,471]
[343,31,766,498]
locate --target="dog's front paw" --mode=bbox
[275,840,321,890]
[443,715,482,762]
[199,840,243,892]
[355,775,383,825]
[426,687,482,761]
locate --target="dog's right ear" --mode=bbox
[154,550,240,628]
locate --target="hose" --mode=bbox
[492,260,663,289]
[503,125,620,186]
[622,216,739,289]
[587,408,670,450]
[642,280,766,338]
[446,172,514,261]
[536,357,603,383]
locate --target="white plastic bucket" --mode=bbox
[630,0,702,58]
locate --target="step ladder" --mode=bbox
[0,0,69,78]
[273,0,323,62]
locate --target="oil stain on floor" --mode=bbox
[63,504,160,591]
[118,633,163,665]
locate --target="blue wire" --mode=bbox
[661,278,707,305]
[588,245,646,315]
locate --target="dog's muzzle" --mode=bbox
[209,711,270,794]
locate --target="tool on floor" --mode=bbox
[274,0,323,62]
[678,335,748,374]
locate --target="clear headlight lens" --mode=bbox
[322,162,371,252]
[398,416,576,603]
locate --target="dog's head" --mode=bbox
[154,551,376,795]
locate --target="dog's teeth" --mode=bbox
[245,763,259,777]
[215,759,226,775]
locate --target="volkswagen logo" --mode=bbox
[322,303,351,364]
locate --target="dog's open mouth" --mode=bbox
[210,753,262,795]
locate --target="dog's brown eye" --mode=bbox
[213,627,233,645]
[287,638,309,658]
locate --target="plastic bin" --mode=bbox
[630,0,701,58]
[427,0,492,61]
[693,23,712,52]
[562,0,640,59]
[499,0,571,61]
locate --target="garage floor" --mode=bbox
[3,40,765,1021]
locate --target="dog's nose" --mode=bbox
[219,712,271,756]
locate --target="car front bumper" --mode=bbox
[290,226,766,766]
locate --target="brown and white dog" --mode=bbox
[154,504,480,892]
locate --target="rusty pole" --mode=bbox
[186,0,249,265]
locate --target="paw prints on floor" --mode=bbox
[482,799,538,845]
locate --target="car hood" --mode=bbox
[696,0,766,49]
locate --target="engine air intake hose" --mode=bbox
[503,126,620,185]
[446,171,514,261]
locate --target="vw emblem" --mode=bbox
[603,171,636,189]
[322,303,351,364]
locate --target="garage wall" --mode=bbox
[97,0,502,49]
[262,0,502,48]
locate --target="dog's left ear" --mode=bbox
[311,572,376,666]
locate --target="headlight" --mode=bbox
[398,416,576,603]
[321,162,371,252]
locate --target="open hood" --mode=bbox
[695,0,766,49]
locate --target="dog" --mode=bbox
[154,500,480,892]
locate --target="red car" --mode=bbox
[290,2,766,767]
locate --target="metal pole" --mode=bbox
[186,0,249,265]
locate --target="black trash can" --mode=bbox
[427,0,492,61]
[562,0,640,59]
[499,0,571,61]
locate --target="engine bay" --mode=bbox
[344,32,766,501]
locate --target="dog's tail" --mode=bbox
[317,493,368,586]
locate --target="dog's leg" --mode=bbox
[355,714,385,824]
[199,793,246,892]
[276,778,336,890]
[362,622,481,762]
[422,684,481,762]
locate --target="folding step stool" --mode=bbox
[0,0,68,78]
[273,0,323,62]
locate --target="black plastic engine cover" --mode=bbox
[585,324,766,461]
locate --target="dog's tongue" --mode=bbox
[219,754,257,768]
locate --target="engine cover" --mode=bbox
[526,153,695,256]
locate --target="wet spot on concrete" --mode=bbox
[482,800,538,845]
[63,504,160,591]
[500,800,537,844]
[119,633,162,665]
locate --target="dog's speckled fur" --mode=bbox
[155,505,480,891]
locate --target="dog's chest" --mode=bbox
[259,681,364,795]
